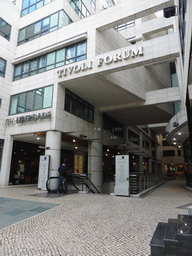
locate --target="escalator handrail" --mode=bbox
[46,174,100,194]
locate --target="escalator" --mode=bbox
[46,174,100,194]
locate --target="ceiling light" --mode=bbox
[173,138,176,141]
[173,142,176,145]
[37,137,40,140]
[75,146,78,149]
[73,139,75,142]
[178,132,181,135]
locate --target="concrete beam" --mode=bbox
[96,0,175,32]
[99,87,180,112]
[57,33,180,83]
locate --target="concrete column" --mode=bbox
[45,131,61,178]
[88,139,103,192]
[88,108,103,192]
[0,135,13,186]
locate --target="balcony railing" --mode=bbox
[129,172,165,194]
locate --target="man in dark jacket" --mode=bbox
[57,160,68,194]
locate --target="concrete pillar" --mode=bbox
[88,108,103,192]
[88,139,103,192]
[45,131,62,178]
[0,135,13,186]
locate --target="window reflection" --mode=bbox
[9,85,53,115]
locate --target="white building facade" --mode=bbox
[0,0,187,192]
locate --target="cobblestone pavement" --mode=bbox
[0,180,192,256]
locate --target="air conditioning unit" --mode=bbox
[163,6,176,18]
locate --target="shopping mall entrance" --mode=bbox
[9,141,45,185]
[9,139,88,185]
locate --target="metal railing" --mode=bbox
[46,174,100,194]
[129,172,165,194]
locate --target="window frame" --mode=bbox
[0,57,7,78]
[21,0,55,17]
[9,85,53,115]
[13,40,87,81]
[18,10,72,45]
[0,18,11,41]
[65,89,94,124]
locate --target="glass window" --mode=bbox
[21,0,54,16]
[14,41,87,80]
[21,9,29,17]
[56,48,65,67]
[77,42,86,56]
[26,91,35,111]
[46,52,55,70]
[77,41,86,56]
[59,10,71,28]
[21,62,29,78]
[9,95,18,115]
[42,17,49,33]
[18,93,26,113]
[68,0,90,19]
[44,0,52,4]
[26,24,33,40]
[89,107,94,123]
[66,45,75,64]
[38,56,46,72]
[84,102,88,121]
[18,9,71,45]
[30,0,36,5]
[14,65,22,78]
[78,99,83,118]
[30,59,38,75]
[29,5,35,13]
[9,85,53,114]
[65,89,94,123]
[34,89,43,110]
[43,85,53,108]
[50,13,58,30]
[34,21,41,35]
[22,0,29,9]
[0,58,6,78]
[37,0,43,9]
[0,18,11,41]
[18,28,26,43]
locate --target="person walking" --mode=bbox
[57,160,68,194]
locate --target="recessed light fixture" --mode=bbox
[178,132,181,135]
[73,139,76,142]
[173,142,176,145]
[75,146,78,149]
[37,137,40,140]
[107,149,109,152]
[173,138,176,141]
